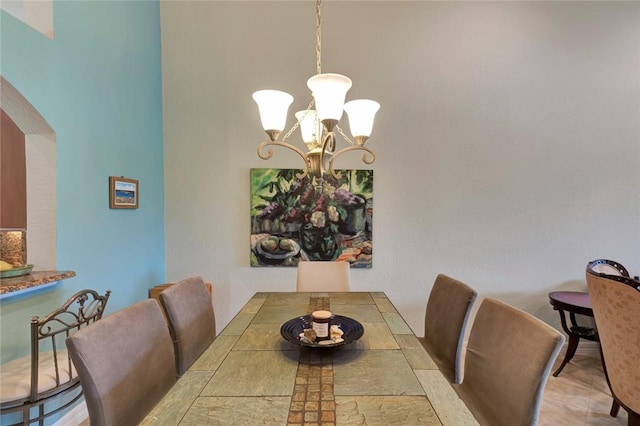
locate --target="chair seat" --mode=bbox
[0,350,77,404]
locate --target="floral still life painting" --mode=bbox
[250,168,373,268]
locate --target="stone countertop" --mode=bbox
[0,270,76,295]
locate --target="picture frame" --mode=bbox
[250,168,373,268]
[109,176,138,209]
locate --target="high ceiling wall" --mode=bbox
[160,1,640,336]
[1,2,165,369]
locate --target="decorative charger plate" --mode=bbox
[0,264,34,279]
[280,314,364,348]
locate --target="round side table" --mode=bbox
[548,291,598,377]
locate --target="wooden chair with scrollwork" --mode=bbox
[586,259,640,424]
[0,289,111,426]
[588,258,631,279]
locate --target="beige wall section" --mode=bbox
[1,78,56,270]
[26,133,56,270]
[159,2,640,336]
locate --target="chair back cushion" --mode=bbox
[422,274,476,384]
[296,261,350,292]
[586,271,640,413]
[66,299,175,426]
[455,298,564,426]
[159,276,216,376]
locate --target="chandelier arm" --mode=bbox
[327,145,376,179]
[317,130,335,178]
[257,140,311,179]
[320,129,336,154]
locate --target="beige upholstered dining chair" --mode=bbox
[0,289,110,426]
[418,274,477,384]
[586,266,640,426]
[453,298,564,426]
[66,299,176,426]
[586,258,635,417]
[159,275,216,376]
[296,261,350,292]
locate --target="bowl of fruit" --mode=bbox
[0,261,34,278]
[255,236,300,265]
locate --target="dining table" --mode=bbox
[140,291,478,426]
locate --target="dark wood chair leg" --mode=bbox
[610,399,620,417]
[599,346,621,419]
[553,333,579,376]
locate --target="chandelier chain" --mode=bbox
[335,125,355,146]
[280,99,315,142]
[316,0,322,75]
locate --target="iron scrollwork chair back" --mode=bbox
[0,288,111,426]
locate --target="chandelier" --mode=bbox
[252,0,380,181]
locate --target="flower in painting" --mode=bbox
[254,170,366,233]
[310,211,326,228]
[257,202,283,220]
[327,205,339,223]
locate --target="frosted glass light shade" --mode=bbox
[344,99,380,138]
[295,110,319,144]
[252,90,294,131]
[306,73,352,122]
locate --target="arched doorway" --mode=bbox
[1,77,56,269]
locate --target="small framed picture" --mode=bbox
[109,176,138,209]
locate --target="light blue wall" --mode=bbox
[0,0,165,375]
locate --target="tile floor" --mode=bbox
[539,354,627,426]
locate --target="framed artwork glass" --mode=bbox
[109,176,138,209]
[250,168,373,268]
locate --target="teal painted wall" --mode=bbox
[0,0,164,387]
